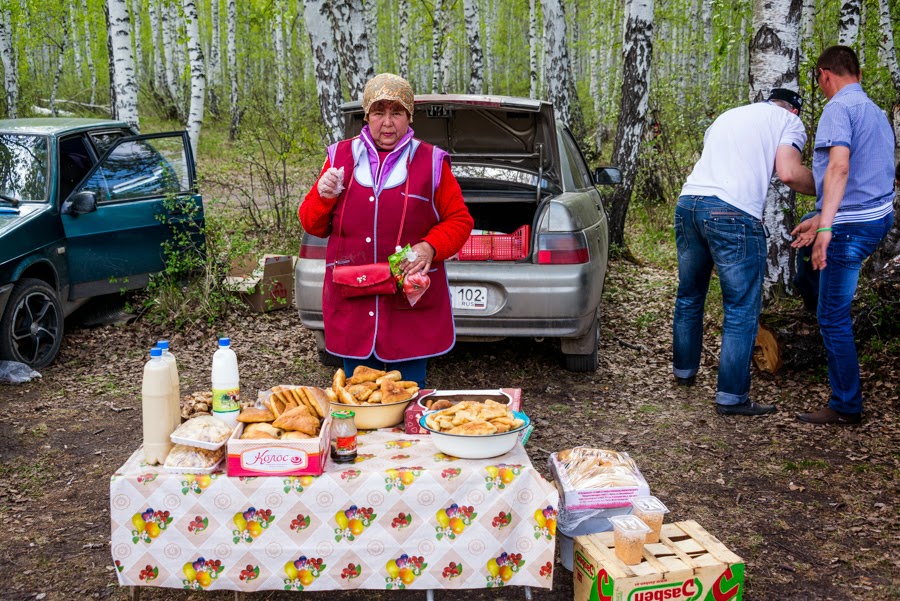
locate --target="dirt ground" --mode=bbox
[0,259,897,601]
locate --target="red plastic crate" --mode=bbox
[458,225,530,261]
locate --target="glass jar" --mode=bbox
[330,410,358,463]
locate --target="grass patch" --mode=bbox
[782,459,829,472]
[549,404,572,414]
[0,457,56,498]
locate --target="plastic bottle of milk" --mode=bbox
[211,337,240,428]
[156,340,181,430]
[142,347,177,465]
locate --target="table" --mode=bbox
[110,431,559,593]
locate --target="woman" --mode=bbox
[299,73,473,388]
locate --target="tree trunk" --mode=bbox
[132,0,143,79]
[83,0,97,105]
[331,0,373,99]
[208,0,221,116]
[484,0,494,93]
[274,0,286,112]
[227,0,240,139]
[107,0,140,128]
[837,0,861,47]
[800,0,815,67]
[161,0,181,116]
[431,0,444,92]
[750,0,802,299]
[0,4,17,118]
[541,0,574,126]
[462,0,483,94]
[71,3,82,74]
[398,0,409,79]
[304,0,344,144]
[701,0,712,84]
[50,19,69,116]
[529,0,538,98]
[182,0,205,158]
[365,0,378,70]
[607,0,654,250]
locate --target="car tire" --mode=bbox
[562,319,599,372]
[0,278,64,369]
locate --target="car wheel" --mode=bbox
[0,278,64,369]
[562,319,599,372]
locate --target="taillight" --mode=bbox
[299,242,327,259]
[536,232,589,264]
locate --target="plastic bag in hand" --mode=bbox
[402,271,431,307]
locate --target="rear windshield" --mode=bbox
[0,134,49,202]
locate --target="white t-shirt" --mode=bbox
[680,102,807,219]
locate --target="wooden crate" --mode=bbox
[573,520,745,601]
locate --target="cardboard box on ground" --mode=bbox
[225,254,295,312]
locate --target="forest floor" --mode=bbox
[0,259,897,600]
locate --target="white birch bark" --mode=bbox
[71,3,82,74]
[837,0,861,47]
[607,0,653,248]
[274,0,286,112]
[150,0,166,92]
[589,0,599,150]
[462,0,483,93]
[182,0,205,157]
[83,0,97,105]
[529,0,538,98]
[800,0,814,67]
[431,0,443,93]
[210,0,220,86]
[161,0,180,109]
[858,0,866,67]
[484,0,494,93]
[227,0,240,138]
[304,0,344,143]
[541,0,574,125]
[107,0,140,128]
[398,0,409,79]
[331,0,373,99]
[701,0,712,83]
[50,19,69,116]
[750,0,802,298]
[365,0,378,69]
[0,4,16,118]
[132,0,143,79]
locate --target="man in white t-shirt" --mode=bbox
[673,89,815,416]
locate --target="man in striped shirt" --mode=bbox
[792,45,896,425]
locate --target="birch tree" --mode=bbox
[227,0,240,138]
[837,0,861,47]
[529,0,538,98]
[131,0,143,78]
[331,0,373,99]
[431,0,445,93]
[107,0,140,128]
[150,0,167,97]
[182,0,205,157]
[541,0,574,125]
[365,0,378,69]
[208,0,221,115]
[83,0,97,105]
[462,0,483,93]
[607,0,654,249]
[304,0,344,143]
[398,0,409,79]
[50,17,69,116]
[0,4,17,118]
[274,0,286,112]
[749,0,801,297]
[161,0,181,114]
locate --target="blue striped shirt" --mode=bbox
[813,83,896,224]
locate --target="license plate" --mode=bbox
[451,286,487,310]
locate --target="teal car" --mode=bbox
[0,119,203,368]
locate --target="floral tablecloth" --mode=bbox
[110,430,559,592]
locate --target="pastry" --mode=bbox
[171,415,233,444]
[448,420,497,436]
[237,407,276,423]
[273,409,320,435]
[346,365,386,385]
[241,423,283,439]
[281,431,313,440]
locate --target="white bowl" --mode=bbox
[418,411,530,459]
[330,393,415,430]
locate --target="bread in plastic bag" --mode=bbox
[164,444,225,469]
[171,415,233,444]
[557,447,639,489]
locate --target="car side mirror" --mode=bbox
[62,190,97,216]
[593,167,622,185]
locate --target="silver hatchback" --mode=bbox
[295,95,619,371]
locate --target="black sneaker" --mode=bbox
[675,376,695,386]
[716,401,776,416]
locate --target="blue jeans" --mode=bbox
[342,357,427,389]
[817,213,893,415]
[673,196,767,405]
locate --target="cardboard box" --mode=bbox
[404,388,523,435]
[226,413,332,477]
[225,254,295,312]
[549,452,650,511]
[573,520,745,601]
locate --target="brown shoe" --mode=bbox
[796,407,861,425]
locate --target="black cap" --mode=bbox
[767,88,803,112]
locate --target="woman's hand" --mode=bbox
[401,242,435,276]
[317,167,344,199]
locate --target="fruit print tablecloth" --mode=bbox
[110,430,559,592]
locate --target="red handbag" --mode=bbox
[331,159,409,298]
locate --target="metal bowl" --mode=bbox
[330,393,415,430]
[417,389,512,410]
[418,411,530,459]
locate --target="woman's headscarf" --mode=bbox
[362,73,415,122]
